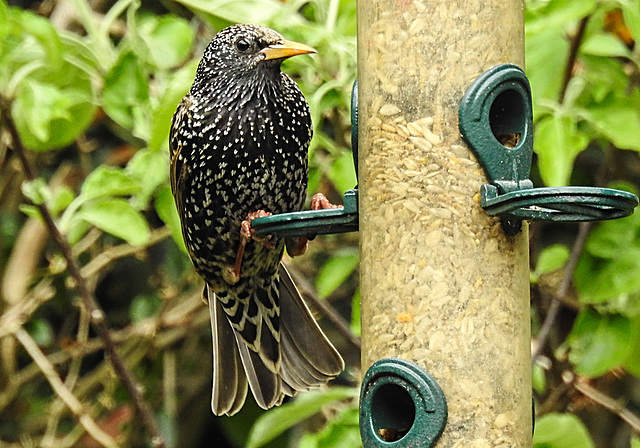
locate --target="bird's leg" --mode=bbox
[226,210,274,283]
[286,193,341,258]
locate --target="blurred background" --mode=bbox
[0,0,639,447]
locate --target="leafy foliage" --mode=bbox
[528,1,640,446]
[533,413,595,448]
[527,0,640,186]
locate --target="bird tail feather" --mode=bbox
[207,263,344,415]
[278,264,345,389]
[207,286,248,416]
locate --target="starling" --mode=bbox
[169,24,344,416]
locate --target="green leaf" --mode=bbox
[27,318,55,347]
[66,218,92,245]
[129,294,162,322]
[245,387,357,448]
[534,114,589,186]
[21,178,49,205]
[49,186,75,216]
[327,151,357,195]
[175,0,289,29]
[126,148,168,207]
[568,309,632,377]
[4,15,97,151]
[80,165,140,201]
[531,244,570,282]
[14,80,67,142]
[298,406,360,448]
[18,204,41,220]
[315,249,359,299]
[623,317,640,377]
[532,363,547,395]
[526,28,570,115]
[0,1,8,34]
[525,0,596,35]
[102,50,150,134]
[76,198,150,246]
[14,8,62,71]
[588,97,640,151]
[12,79,95,151]
[575,248,640,303]
[155,186,186,253]
[148,60,198,152]
[351,288,361,337]
[533,413,594,448]
[581,33,631,58]
[584,210,640,259]
[622,1,640,42]
[138,15,195,69]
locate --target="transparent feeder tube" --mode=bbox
[357,1,532,447]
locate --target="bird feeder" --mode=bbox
[356,1,533,446]
[252,0,638,446]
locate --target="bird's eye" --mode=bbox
[235,38,251,52]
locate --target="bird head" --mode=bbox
[197,24,317,80]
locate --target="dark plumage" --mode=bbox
[169,24,344,415]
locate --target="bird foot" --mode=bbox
[286,193,340,258]
[241,210,276,249]
[310,193,341,210]
[230,210,275,282]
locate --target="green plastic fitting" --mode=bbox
[459,63,638,235]
[360,358,447,448]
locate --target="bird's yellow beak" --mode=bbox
[260,40,317,61]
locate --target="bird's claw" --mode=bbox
[286,193,340,258]
[242,210,275,249]
[231,210,275,281]
[310,193,340,210]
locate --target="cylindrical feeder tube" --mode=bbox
[358,1,531,447]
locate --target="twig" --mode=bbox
[163,351,178,418]
[0,289,204,413]
[535,380,572,415]
[42,306,92,448]
[14,328,119,448]
[559,15,590,103]
[0,277,55,338]
[80,227,171,280]
[532,222,591,364]
[0,97,166,448]
[571,375,640,433]
[284,261,361,349]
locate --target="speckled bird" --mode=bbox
[169,24,344,416]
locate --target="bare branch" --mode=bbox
[15,328,119,448]
[0,97,166,448]
[559,16,590,103]
[532,222,591,364]
[570,374,640,433]
[81,227,171,281]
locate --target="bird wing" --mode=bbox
[169,95,191,228]
[169,95,192,203]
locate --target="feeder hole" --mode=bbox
[489,88,524,148]
[371,382,416,442]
